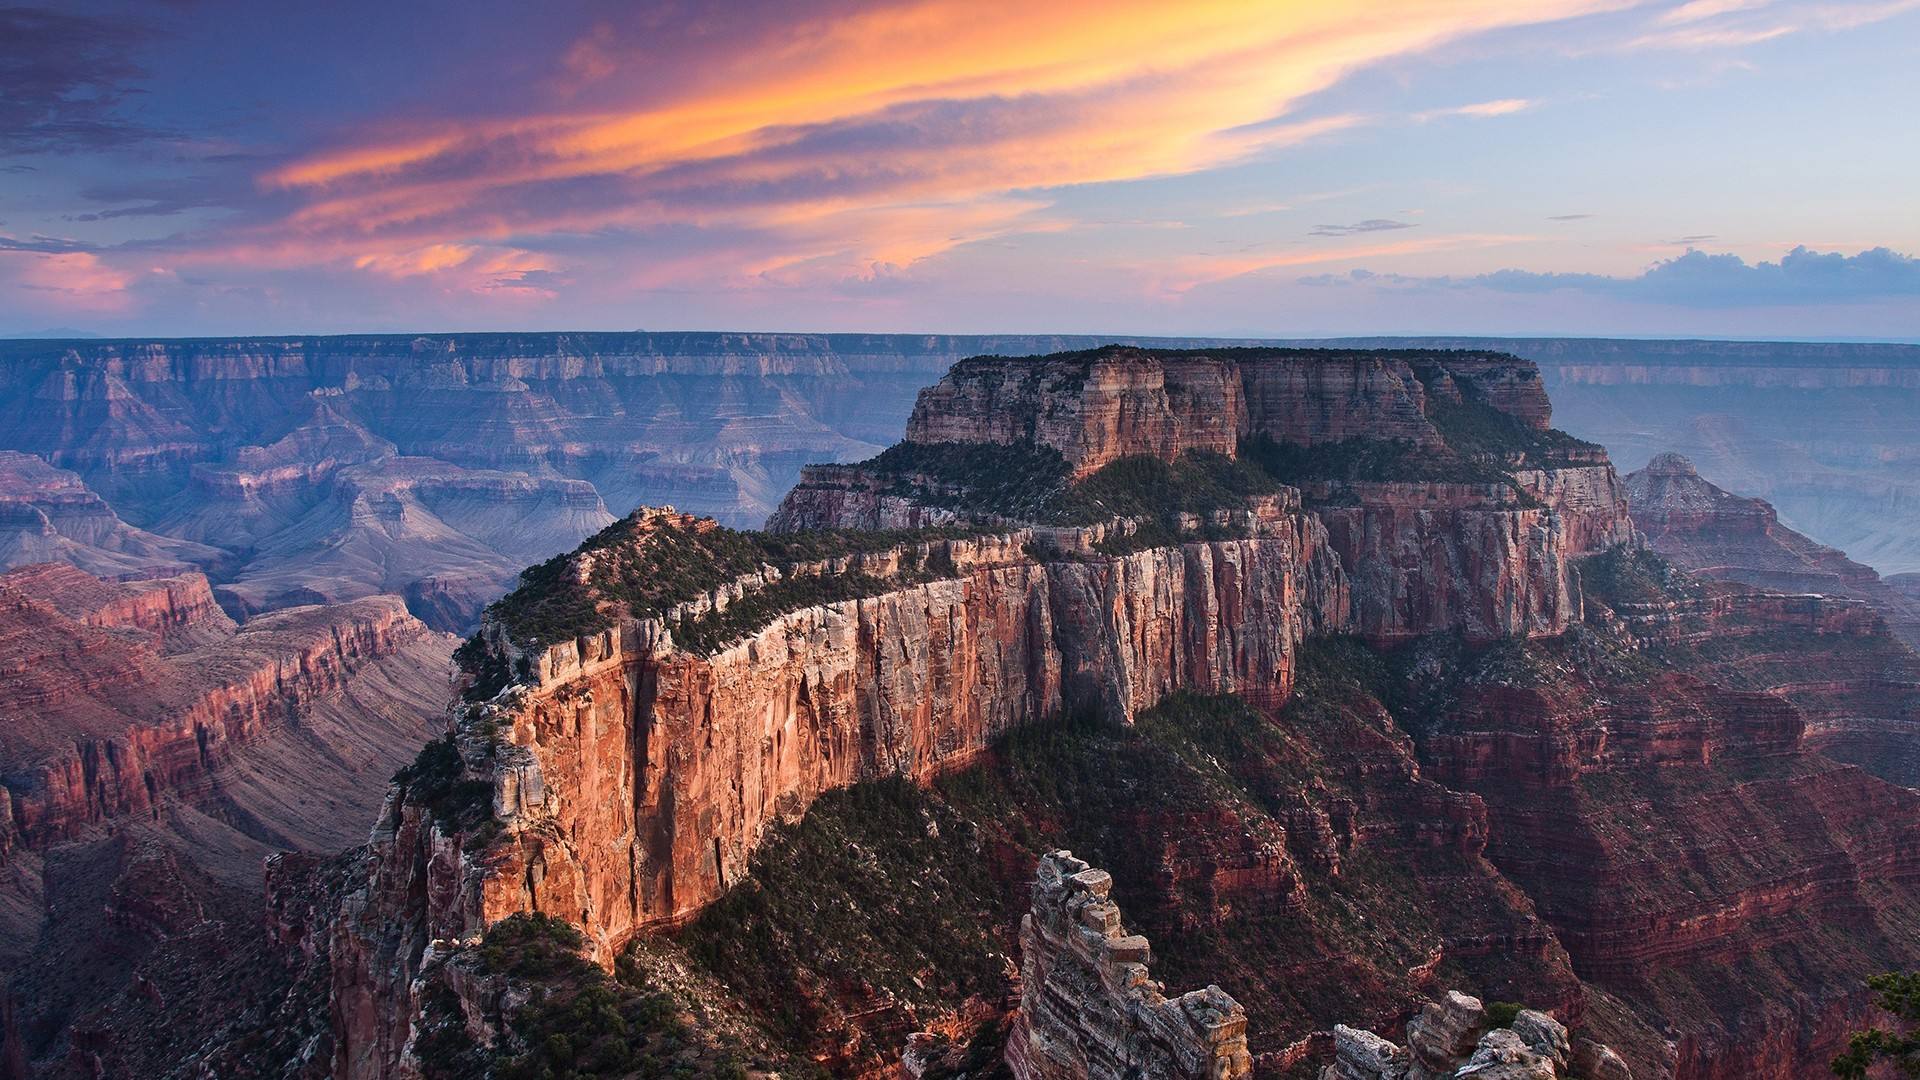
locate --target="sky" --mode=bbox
[1,0,1917,340]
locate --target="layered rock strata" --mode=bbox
[900,348,1548,475]
[331,347,1643,1077]
[330,510,1346,1077]
[1626,452,1920,647]
[0,563,442,853]
[1006,851,1251,1080]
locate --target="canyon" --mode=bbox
[2,335,1917,1079]
[1625,451,1920,648]
[5,333,1912,633]
[309,344,1920,1080]
[0,562,454,1075]
[0,333,1252,630]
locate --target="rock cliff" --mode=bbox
[329,505,1347,1077]
[0,562,457,1074]
[0,566,437,851]
[896,348,1550,477]
[314,344,1920,1080]
[1625,452,1920,648]
[1006,851,1252,1079]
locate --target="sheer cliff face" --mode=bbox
[331,516,1349,1077]
[787,348,1632,643]
[899,349,1552,477]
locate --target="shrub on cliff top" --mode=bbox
[393,735,493,834]
[479,510,982,651]
[462,913,749,1080]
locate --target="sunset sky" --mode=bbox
[2,0,1916,339]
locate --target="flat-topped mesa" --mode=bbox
[775,346,1634,642]
[1007,851,1252,1080]
[898,346,1555,477]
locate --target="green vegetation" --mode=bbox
[670,571,898,654]
[1833,972,1920,1078]
[1577,545,1701,608]
[476,511,981,652]
[1422,390,1600,468]
[414,913,749,1080]
[453,634,513,701]
[1240,434,1509,487]
[855,440,1077,521]
[1485,1000,1525,1029]
[393,735,494,835]
[676,778,1009,1064]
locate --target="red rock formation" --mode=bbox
[907,353,1247,476]
[899,348,1556,477]
[1006,851,1251,1079]
[0,565,439,853]
[1412,603,1920,1079]
[329,516,1348,1077]
[330,347,1638,1078]
[1626,452,1920,647]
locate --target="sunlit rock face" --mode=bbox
[899,348,1553,475]
[329,346,1641,1077]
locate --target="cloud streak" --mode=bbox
[238,1,1615,280]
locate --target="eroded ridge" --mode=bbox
[1008,851,1252,1080]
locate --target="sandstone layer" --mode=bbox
[897,348,1548,476]
[319,344,1920,1080]
[329,346,1640,1078]
[1006,851,1252,1080]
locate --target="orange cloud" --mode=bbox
[3,252,135,312]
[248,0,1626,283]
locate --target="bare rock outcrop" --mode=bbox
[1323,991,1624,1080]
[1006,851,1251,1080]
